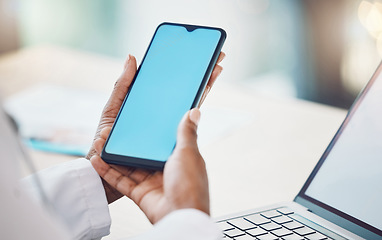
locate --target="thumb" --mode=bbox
[176,108,201,148]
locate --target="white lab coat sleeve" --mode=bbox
[20,158,111,240]
[130,209,223,240]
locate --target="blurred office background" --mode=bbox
[1,0,382,108]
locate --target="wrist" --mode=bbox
[87,148,123,204]
[173,197,210,216]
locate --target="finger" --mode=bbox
[120,55,137,85]
[128,168,154,184]
[108,55,138,106]
[198,64,223,107]
[216,52,225,64]
[124,55,131,69]
[110,164,135,177]
[198,86,210,108]
[100,127,112,140]
[130,172,163,206]
[206,52,225,89]
[207,64,223,89]
[110,165,153,184]
[94,138,105,155]
[91,155,137,197]
[176,108,200,148]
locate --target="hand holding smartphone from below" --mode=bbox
[91,108,209,224]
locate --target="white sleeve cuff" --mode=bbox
[21,158,111,240]
[131,209,223,240]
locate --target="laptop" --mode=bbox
[215,63,382,240]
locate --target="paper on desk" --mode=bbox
[4,85,253,156]
[4,85,108,156]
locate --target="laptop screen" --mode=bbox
[297,64,382,237]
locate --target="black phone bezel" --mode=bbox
[101,22,226,170]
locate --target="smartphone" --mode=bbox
[101,22,226,170]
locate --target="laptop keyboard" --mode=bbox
[217,208,334,240]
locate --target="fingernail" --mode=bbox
[124,54,131,69]
[189,108,201,126]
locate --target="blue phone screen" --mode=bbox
[105,24,222,162]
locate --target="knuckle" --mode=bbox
[114,79,120,88]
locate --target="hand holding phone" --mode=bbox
[101,22,226,170]
[92,108,209,223]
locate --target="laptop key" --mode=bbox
[281,233,305,240]
[217,221,235,231]
[261,222,282,231]
[271,227,293,237]
[246,227,268,237]
[277,207,294,215]
[256,232,279,240]
[293,226,316,236]
[282,220,304,230]
[305,232,328,240]
[272,215,293,224]
[224,228,245,238]
[245,214,271,225]
[261,210,282,219]
[228,218,256,230]
[234,234,256,240]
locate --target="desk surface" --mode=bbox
[0,46,347,239]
